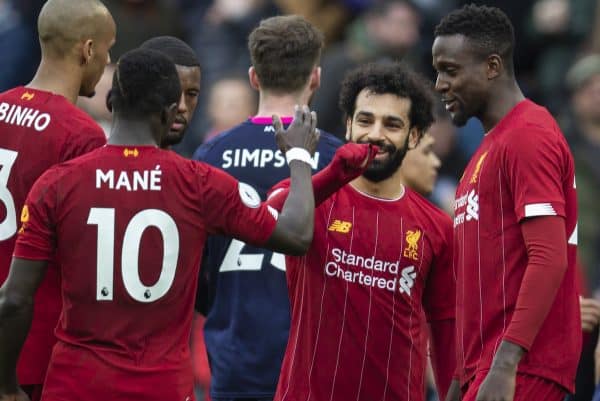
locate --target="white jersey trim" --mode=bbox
[524,203,557,217]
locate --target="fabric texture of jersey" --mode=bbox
[0,86,106,384]
[14,145,278,401]
[193,117,342,399]
[275,184,454,401]
[453,99,580,392]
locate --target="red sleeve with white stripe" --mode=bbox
[502,127,567,221]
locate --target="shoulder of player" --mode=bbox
[316,129,344,150]
[405,188,452,229]
[55,105,104,136]
[193,121,254,161]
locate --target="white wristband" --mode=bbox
[285,147,312,166]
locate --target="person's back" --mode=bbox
[29,146,274,401]
[0,0,114,396]
[193,15,341,400]
[196,118,340,396]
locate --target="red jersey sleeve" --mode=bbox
[13,170,58,261]
[197,163,278,246]
[59,119,106,162]
[502,127,567,221]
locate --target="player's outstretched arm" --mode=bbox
[266,143,377,212]
[0,258,47,400]
[262,105,319,256]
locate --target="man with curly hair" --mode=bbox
[432,4,579,401]
[266,61,456,401]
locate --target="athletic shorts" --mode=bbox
[462,371,565,401]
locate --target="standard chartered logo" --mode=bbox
[398,266,416,295]
[466,190,479,221]
[454,189,479,227]
[325,248,417,297]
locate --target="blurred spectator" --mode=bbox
[561,54,600,289]
[203,75,257,143]
[273,0,351,43]
[0,0,40,90]
[180,0,277,156]
[102,0,183,60]
[77,63,115,137]
[525,0,598,111]
[312,0,424,136]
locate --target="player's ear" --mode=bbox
[407,127,420,150]
[248,66,260,90]
[81,39,94,66]
[345,117,352,141]
[309,66,321,91]
[487,54,502,80]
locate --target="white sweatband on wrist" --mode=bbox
[285,148,312,166]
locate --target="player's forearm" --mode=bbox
[503,216,568,350]
[0,289,33,392]
[429,318,456,399]
[267,160,314,255]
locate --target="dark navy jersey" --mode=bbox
[193,117,342,399]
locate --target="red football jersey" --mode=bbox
[453,100,580,391]
[0,86,106,384]
[275,184,454,401]
[14,145,278,401]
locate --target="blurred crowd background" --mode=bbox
[2,0,600,398]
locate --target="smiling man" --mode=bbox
[432,5,580,401]
[140,36,201,149]
[267,62,456,401]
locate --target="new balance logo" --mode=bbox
[123,148,139,157]
[466,190,479,221]
[399,265,416,295]
[328,219,352,233]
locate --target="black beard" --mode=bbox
[359,135,410,183]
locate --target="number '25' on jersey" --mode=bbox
[14,145,278,401]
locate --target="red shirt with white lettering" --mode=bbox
[453,99,580,391]
[275,184,454,401]
[14,145,278,401]
[0,86,106,384]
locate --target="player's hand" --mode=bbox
[0,387,30,401]
[330,143,378,182]
[581,297,600,332]
[474,367,516,401]
[273,105,320,156]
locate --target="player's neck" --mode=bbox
[256,91,309,118]
[27,59,81,104]
[350,171,405,200]
[108,118,159,146]
[480,80,525,132]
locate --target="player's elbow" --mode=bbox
[287,232,313,256]
[0,288,32,321]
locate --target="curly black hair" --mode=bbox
[435,4,515,73]
[111,48,181,116]
[338,62,434,134]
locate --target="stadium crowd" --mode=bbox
[1,0,600,401]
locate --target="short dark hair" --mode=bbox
[111,48,181,116]
[140,36,201,68]
[338,62,434,133]
[434,4,515,73]
[248,15,324,93]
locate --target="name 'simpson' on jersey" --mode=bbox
[96,168,162,191]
